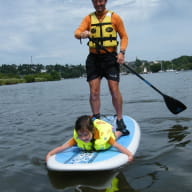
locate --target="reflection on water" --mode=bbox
[124,99,162,104]
[142,117,192,125]
[48,170,137,192]
[167,125,191,147]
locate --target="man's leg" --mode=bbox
[108,79,123,120]
[108,79,129,135]
[89,78,101,117]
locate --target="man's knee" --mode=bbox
[90,89,100,101]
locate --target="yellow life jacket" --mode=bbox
[73,119,115,151]
[88,11,118,49]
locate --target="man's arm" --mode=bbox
[112,13,128,51]
[74,15,91,39]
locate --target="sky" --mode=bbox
[0,0,191,65]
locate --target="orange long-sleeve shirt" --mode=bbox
[74,10,128,54]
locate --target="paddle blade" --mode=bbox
[163,95,187,114]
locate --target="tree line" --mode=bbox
[0,64,86,85]
[130,55,192,74]
[0,55,192,85]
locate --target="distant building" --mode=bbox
[41,69,47,73]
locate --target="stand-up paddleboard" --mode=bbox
[47,115,140,171]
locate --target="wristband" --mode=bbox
[120,50,125,55]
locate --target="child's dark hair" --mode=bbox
[75,115,94,132]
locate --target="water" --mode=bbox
[0,71,191,192]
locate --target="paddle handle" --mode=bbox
[123,63,164,96]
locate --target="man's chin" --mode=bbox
[96,7,105,12]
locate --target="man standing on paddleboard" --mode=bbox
[74,0,129,135]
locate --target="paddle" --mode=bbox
[123,63,187,114]
[87,37,187,114]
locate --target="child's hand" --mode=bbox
[128,154,134,162]
[45,153,52,162]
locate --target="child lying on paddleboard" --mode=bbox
[46,115,133,162]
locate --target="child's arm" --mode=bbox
[112,141,134,162]
[46,138,75,162]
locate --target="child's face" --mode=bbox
[77,130,93,143]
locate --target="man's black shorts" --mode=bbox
[86,52,120,82]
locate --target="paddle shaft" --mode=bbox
[123,64,187,115]
[123,64,165,97]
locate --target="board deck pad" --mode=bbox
[47,115,140,171]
